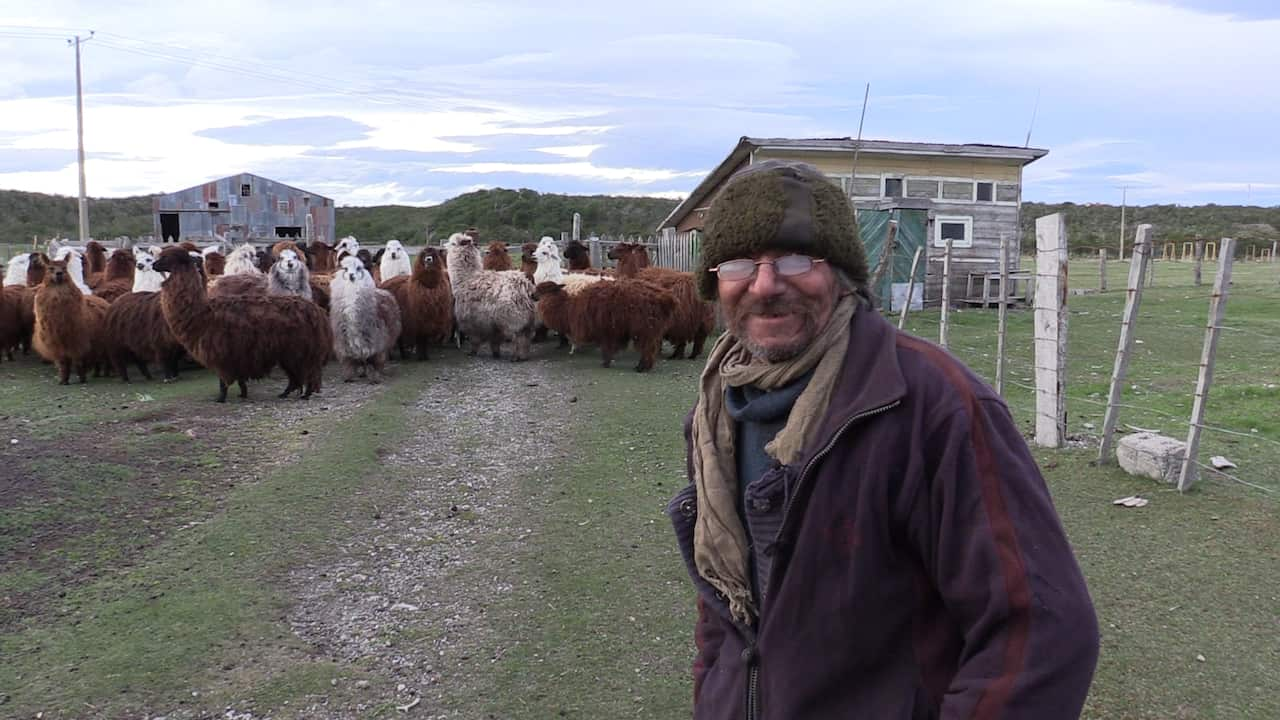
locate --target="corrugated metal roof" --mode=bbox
[159,172,333,202]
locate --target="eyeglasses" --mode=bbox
[709,254,826,282]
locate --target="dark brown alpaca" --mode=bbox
[103,291,187,382]
[564,240,611,276]
[483,241,513,271]
[0,285,25,361]
[609,243,713,360]
[84,241,109,288]
[520,242,538,283]
[535,279,675,372]
[152,247,332,402]
[94,249,136,303]
[379,248,453,360]
[203,250,226,276]
[33,257,111,384]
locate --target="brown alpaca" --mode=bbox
[535,279,675,372]
[379,248,453,360]
[564,240,611,276]
[520,242,538,283]
[94,249,136,303]
[178,241,199,253]
[307,241,339,274]
[84,241,109,288]
[203,250,226,276]
[27,253,49,286]
[208,272,267,299]
[0,285,25,361]
[610,243,713,360]
[483,241,513,271]
[33,257,111,384]
[103,291,186,382]
[272,240,304,259]
[152,247,332,402]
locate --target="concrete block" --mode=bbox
[1116,432,1196,485]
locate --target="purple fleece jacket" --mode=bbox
[668,309,1099,720]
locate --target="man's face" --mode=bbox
[717,251,840,363]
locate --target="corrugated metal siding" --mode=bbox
[153,173,334,243]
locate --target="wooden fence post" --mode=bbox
[1147,246,1156,287]
[1099,248,1107,292]
[1178,237,1236,491]
[898,246,924,330]
[940,237,953,349]
[1193,239,1205,286]
[996,233,1010,396]
[1272,240,1277,264]
[572,212,581,242]
[1098,225,1153,463]
[1034,213,1068,448]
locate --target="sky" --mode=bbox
[0,0,1277,208]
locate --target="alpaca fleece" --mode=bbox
[33,258,111,384]
[94,248,136,302]
[330,257,402,382]
[153,247,331,402]
[4,254,30,287]
[103,291,186,382]
[208,272,268,299]
[223,244,264,276]
[612,243,714,359]
[483,241,513,271]
[0,285,27,360]
[379,240,412,283]
[535,279,676,372]
[379,248,452,360]
[446,233,536,361]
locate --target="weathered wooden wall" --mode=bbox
[152,173,334,243]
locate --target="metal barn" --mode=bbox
[152,173,334,244]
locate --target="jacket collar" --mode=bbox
[805,303,907,458]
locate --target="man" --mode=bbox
[668,160,1099,719]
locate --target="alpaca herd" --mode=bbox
[0,232,718,402]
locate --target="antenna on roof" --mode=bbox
[1024,88,1041,148]
[850,83,870,211]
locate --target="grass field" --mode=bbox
[0,255,1277,718]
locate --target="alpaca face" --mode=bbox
[534,243,560,265]
[278,249,302,273]
[385,240,405,262]
[45,258,71,285]
[339,255,372,286]
[136,254,155,272]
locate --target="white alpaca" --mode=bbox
[335,235,360,258]
[379,240,412,282]
[53,247,92,295]
[4,254,30,287]
[445,232,537,361]
[223,243,263,276]
[533,242,611,291]
[329,255,401,382]
[132,253,165,293]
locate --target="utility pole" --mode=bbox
[70,31,94,244]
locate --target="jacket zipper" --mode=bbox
[738,400,899,720]
[773,400,901,558]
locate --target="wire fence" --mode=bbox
[897,252,1280,499]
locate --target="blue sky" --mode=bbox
[0,0,1277,207]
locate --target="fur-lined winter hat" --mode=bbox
[697,159,867,299]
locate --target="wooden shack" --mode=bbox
[658,137,1048,308]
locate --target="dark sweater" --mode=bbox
[724,372,812,599]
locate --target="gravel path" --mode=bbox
[283,357,574,719]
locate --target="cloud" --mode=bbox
[196,116,374,146]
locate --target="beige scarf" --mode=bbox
[690,295,857,625]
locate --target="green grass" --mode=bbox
[0,366,418,718]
